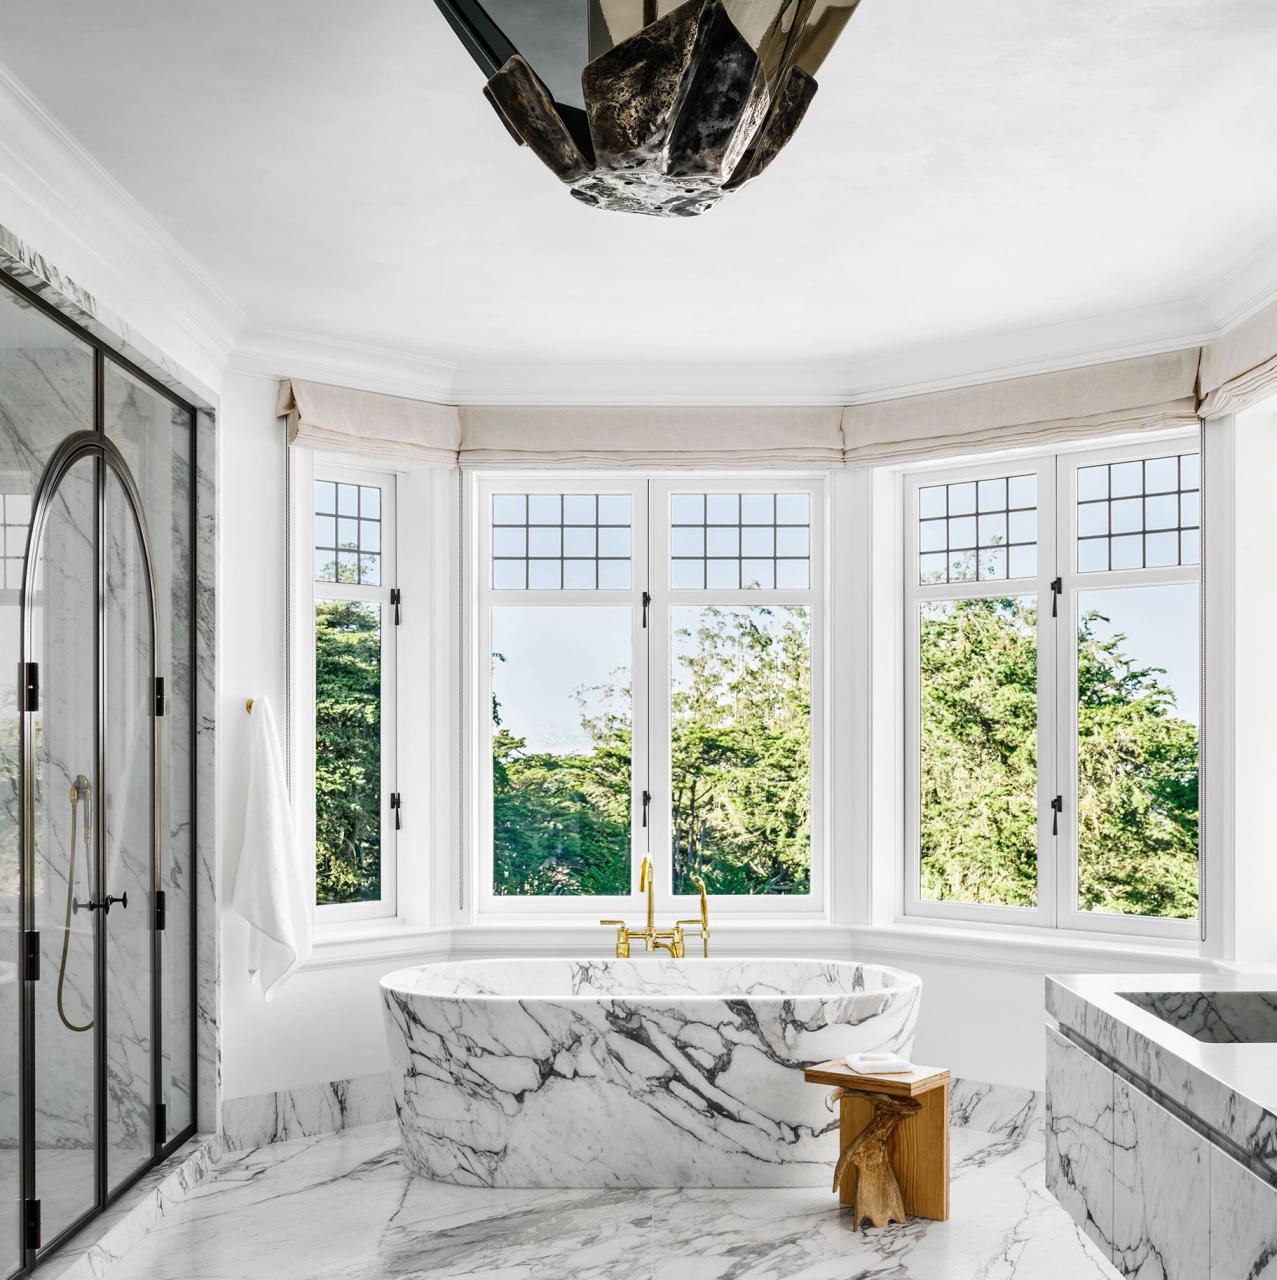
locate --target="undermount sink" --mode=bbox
[1120,989,1277,1043]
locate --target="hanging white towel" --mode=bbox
[232,697,311,999]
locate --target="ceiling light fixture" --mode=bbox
[434,0,861,217]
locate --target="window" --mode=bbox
[474,476,823,915]
[905,439,1200,937]
[301,464,399,921]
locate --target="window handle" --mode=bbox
[642,591,651,629]
[1051,795,1063,835]
[1050,577,1062,618]
[641,790,651,828]
[390,792,402,830]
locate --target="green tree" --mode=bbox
[314,599,382,904]
[919,596,1198,917]
[670,607,811,895]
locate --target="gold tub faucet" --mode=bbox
[599,856,710,958]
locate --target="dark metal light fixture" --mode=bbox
[435,0,861,216]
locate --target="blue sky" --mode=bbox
[490,584,1198,759]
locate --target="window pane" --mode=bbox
[670,491,811,591]
[317,479,383,585]
[1075,452,1200,573]
[1077,585,1199,919]
[491,606,632,895]
[491,491,632,591]
[671,606,811,896]
[919,597,1038,907]
[315,601,382,905]
[917,473,1036,585]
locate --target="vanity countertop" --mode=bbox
[1048,971,1277,1176]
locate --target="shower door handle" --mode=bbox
[75,892,128,915]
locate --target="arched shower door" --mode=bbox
[20,433,162,1260]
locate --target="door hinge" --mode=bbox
[390,588,401,625]
[154,675,166,717]
[1051,794,1064,835]
[156,1102,167,1146]
[641,789,651,828]
[23,931,39,982]
[155,890,166,932]
[642,591,651,628]
[390,792,402,830]
[1050,577,1062,618]
[21,661,38,713]
[24,1199,40,1253]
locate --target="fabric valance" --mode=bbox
[456,405,846,469]
[1198,297,1277,419]
[841,349,1202,466]
[277,378,461,466]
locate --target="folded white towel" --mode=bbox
[232,698,312,1000]
[845,1052,914,1075]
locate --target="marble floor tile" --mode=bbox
[101,1122,1117,1280]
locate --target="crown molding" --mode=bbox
[228,325,457,402]
[447,295,1217,408]
[1200,230,1277,333]
[0,57,247,396]
[227,294,1221,411]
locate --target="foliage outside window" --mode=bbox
[909,445,1200,933]
[481,481,818,906]
[309,469,396,918]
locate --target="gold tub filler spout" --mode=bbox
[600,856,710,958]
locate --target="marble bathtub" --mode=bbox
[381,958,921,1189]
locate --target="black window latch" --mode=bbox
[1050,577,1062,618]
[1051,794,1063,835]
[390,792,402,830]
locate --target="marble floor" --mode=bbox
[92,1121,1118,1280]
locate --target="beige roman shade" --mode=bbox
[1197,297,1277,420]
[841,348,1203,466]
[457,405,845,468]
[277,378,461,465]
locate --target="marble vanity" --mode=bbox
[1046,973,1277,1278]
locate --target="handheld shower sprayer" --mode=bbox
[57,773,94,1033]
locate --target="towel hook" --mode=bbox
[245,698,255,714]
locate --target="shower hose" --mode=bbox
[56,776,93,1033]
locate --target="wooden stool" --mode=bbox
[804,1061,950,1228]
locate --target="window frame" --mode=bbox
[469,471,827,921]
[902,434,1201,939]
[294,452,400,925]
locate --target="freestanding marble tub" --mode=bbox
[380,957,921,1187]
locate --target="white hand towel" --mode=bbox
[232,698,311,999]
[845,1052,914,1075]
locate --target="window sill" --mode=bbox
[296,916,1234,976]
[302,920,452,971]
[853,918,1229,975]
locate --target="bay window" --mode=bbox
[904,437,1201,937]
[472,475,823,916]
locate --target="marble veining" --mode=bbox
[97,1120,1116,1280]
[382,958,920,1188]
[220,1072,393,1152]
[1111,1075,1209,1279]
[1046,1027,1115,1262]
[1121,988,1277,1044]
[1210,1146,1277,1279]
[1048,974,1277,1183]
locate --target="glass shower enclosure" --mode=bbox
[0,268,198,1278]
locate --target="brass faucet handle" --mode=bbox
[598,919,627,926]
[689,874,709,929]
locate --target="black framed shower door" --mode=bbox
[0,267,199,1280]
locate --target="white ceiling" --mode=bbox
[2,0,1277,401]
